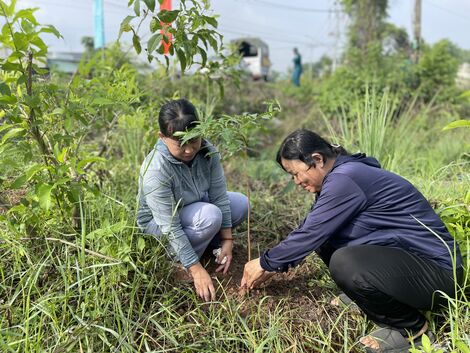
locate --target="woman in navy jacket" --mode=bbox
[241,129,462,353]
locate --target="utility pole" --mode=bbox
[331,1,341,72]
[413,0,421,63]
[93,0,105,49]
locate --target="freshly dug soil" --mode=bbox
[173,242,366,351]
[199,243,345,323]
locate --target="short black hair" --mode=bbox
[158,98,198,137]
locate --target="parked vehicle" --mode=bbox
[232,37,271,81]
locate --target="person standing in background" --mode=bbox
[292,47,302,86]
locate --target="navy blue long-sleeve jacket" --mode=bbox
[260,154,462,272]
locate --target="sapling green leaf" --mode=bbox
[149,17,161,32]
[143,0,156,12]
[443,119,470,130]
[133,0,140,16]
[132,33,142,54]
[119,15,135,37]
[37,183,53,210]
[1,127,25,144]
[147,33,162,53]
[175,100,281,158]
[202,15,217,28]
[158,9,180,23]
[39,25,61,38]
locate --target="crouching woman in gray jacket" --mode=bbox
[137,99,248,301]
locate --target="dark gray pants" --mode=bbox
[318,244,462,335]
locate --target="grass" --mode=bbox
[1,84,469,352]
[0,158,364,352]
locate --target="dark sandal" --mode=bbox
[330,292,361,312]
[359,326,433,353]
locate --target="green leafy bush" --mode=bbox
[414,40,460,103]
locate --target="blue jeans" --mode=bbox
[144,191,249,260]
[292,67,302,86]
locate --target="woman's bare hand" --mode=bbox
[240,258,272,291]
[188,262,216,301]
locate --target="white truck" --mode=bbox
[232,37,271,81]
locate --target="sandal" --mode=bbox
[359,323,432,353]
[330,292,361,312]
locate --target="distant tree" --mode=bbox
[81,36,94,54]
[303,55,333,80]
[415,39,460,102]
[382,23,411,56]
[447,44,470,64]
[316,0,466,115]
[341,0,388,67]
[458,49,470,63]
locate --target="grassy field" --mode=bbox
[1,72,469,352]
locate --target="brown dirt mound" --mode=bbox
[173,243,366,351]
[199,243,346,323]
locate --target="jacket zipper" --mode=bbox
[187,163,200,197]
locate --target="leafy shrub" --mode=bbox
[414,40,460,103]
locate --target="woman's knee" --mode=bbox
[228,191,249,227]
[329,247,366,291]
[192,203,223,238]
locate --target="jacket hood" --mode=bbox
[331,153,381,171]
[156,139,183,164]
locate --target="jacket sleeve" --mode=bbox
[142,163,199,269]
[207,150,232,228]
[260,173,367,272]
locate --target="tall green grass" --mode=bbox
[320,87,469,352]
[0,160,368,353]
[1,86,468,352]
[322,88,467,176]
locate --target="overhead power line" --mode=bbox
[221,21,308,43]
[219,25,321,46]
[424,0,470,22]
[35,0,127,15]
[235,0,342,14]
[221,15,329,45]
[222,16,304,36]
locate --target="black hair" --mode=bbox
[276,129,349,170]
[158,98,198,137]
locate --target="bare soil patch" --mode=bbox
[199,243,346,324]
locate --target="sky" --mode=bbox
[18,0,470,73]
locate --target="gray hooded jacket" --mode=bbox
[137,139,231,268]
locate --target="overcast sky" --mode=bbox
[20,0,470,73]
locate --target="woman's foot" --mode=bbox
[330,292,354,306]
[330,292,361,312]
[359,322,429,352]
